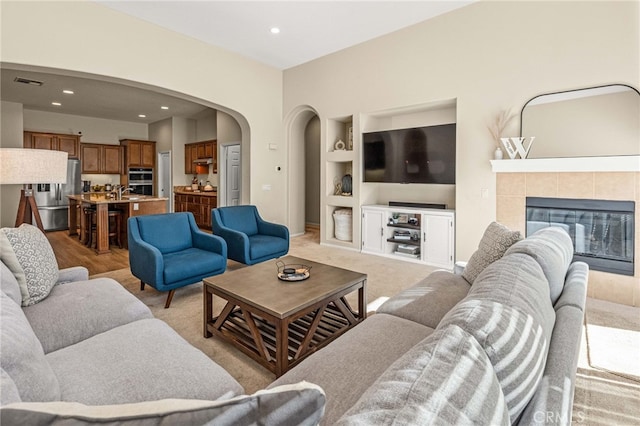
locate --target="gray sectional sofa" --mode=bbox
[0,222,588,425]
[0,224,323,425]
[271,224,589,425]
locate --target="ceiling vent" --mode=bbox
[14,77,44,86]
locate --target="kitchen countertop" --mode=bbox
[68,194,168,204]
[174,188,218,197]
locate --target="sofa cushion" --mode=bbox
[0,224,59,306]
[162,247,226,284]
[46,318,243,405]
[377,270,471,328]
[23,278,154,353]
[0,292,60,402]
[439,254,557,423]
[0,381,325,426]
[1,261,22,305]
[1,368,21,406]
[269,313,434,425]
[505,226,574,305]
[336,325,509,425]
[248,234,289,261]
[462,222,522,284]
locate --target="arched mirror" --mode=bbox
[520,84,640,158]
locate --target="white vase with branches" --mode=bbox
[489,109,516,160]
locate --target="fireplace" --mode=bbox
[526,197,635,276]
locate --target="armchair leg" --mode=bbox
[140,281,145,291]
[165,289,176,309]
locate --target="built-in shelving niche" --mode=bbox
[321,99,458,252]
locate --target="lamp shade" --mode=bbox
[0,148,68,184]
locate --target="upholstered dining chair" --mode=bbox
[128,212,227,308]
[211,205,289,265]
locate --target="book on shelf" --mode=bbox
[394,251,420,258]
[396,244,420,255]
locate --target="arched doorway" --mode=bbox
[285,106,319,237]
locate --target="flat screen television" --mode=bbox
[362,123,456,184]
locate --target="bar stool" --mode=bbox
[82,207,97,247]
[107,209,123,249]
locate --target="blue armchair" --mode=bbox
[211,205,289,265]
[128,212,227,308]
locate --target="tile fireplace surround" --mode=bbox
[493,156,640,307]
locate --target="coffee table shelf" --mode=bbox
[215,301,353,366]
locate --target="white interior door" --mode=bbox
[225,144,241,206]
[158,151,172,212]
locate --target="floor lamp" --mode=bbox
[0,148,68,232]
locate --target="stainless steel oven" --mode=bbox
[128,168,153,195]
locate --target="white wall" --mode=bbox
[1,0,283,222]
[283,0,640,259]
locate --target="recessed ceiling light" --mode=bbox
[51,102,62,106]
[161,106,169,110]
[270,27,280,34]
[138,114,146,118]
[62,89,74,94]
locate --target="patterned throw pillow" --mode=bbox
[462,222,521,284]
[0,224,59,306]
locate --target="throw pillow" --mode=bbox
[462,222,521,284]
[0,224,59,306]
[0,382,325,426]
[504,226,574,305]
[336,325,510,425]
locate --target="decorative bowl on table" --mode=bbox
[276,260,311,282]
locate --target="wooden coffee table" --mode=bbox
[203,256,367,377]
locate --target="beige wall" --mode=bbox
[283,0,639,259]
[1,0,284,222]
[23,110,148,145]
[524,90,640,158]
[0,101,24,227]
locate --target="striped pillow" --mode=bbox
[439,299,549,423]
[336,325,510,425]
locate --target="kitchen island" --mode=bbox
[68,194,168,254]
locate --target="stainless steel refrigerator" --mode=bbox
[33,158,81,231]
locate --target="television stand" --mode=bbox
[361,204,455,270]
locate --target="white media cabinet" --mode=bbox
[361,204,455,269]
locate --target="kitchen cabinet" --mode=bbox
[24,131,80,159]
[184,144,199,175]
[361,205,455,269]
[80,143,123,174]
[174,192,217,229]
[184,140,217,174]
[120,139,156,168]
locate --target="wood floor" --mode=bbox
[47,224,321,277]
[47,230,129,276]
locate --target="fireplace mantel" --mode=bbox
[491,155,640,173]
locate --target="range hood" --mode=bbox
[193,158,213,164]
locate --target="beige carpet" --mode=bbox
[93,230,640,423]
[92,230,437,394]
